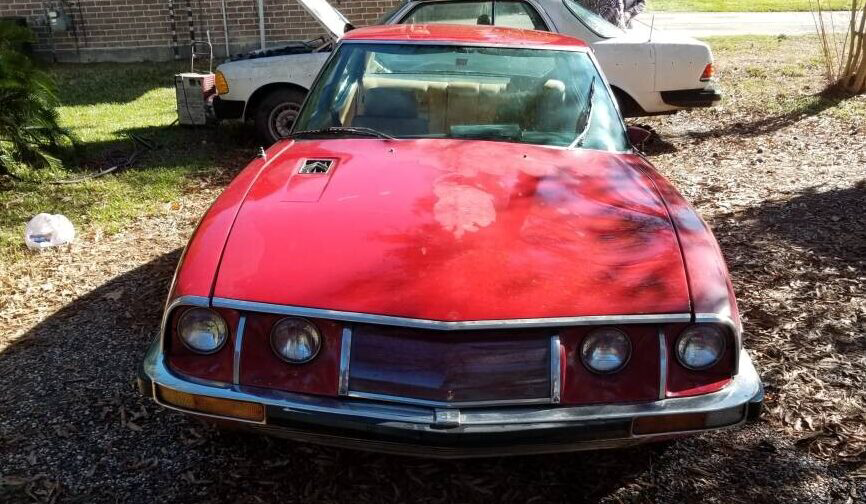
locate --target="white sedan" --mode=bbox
[212,0,720,144]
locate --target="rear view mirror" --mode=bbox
[627,126,652,149]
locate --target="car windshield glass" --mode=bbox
[561,0,624,38]
[293,42,627,151]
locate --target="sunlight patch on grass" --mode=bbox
[57,88,177,144]
[650,0,851,12]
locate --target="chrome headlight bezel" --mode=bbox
[270,317,322,364]
[675,325,727,371]
[580,327,632,374]
[177,307,229,354]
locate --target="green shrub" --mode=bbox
[0,20,75,176]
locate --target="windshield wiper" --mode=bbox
[568,76,596,150]
[292,126,395,140]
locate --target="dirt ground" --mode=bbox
[1,36,864,503]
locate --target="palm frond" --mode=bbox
[0,20,76,175]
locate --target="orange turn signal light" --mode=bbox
[157,385,264,422]
[633,406,745,435]
[214,71,229,95]
[633,413,708,435]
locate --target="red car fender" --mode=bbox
[168,141,295,300]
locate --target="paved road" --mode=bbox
[632,11,854,37]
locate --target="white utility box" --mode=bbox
[175,72,215,126]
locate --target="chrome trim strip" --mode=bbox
[550,335,562,404]
[658,327,668,401]
[694,312,742,375]
[158,295,211,354]
[338,326,352,396]
[143,334,761,427]
[233,315,247,385]
[433,408,462,428]
[211,298,692,331]
[345,391,552,409]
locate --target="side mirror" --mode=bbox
[627,126,652,149]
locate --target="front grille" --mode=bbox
[346,324,554,406]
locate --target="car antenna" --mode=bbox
[648,14,655,43]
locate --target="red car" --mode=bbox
[139,24,763,457]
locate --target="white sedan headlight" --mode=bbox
[581,328,631,373]
[178,308,228,354]
[676,325,726,370]
[271,317,321,363]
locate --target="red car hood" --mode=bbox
[213,139,690,321]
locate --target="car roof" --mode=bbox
[341,24,589,49]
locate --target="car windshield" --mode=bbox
[293,42,628,151]
[561,0,624,39]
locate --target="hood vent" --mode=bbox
[300,159,333,174]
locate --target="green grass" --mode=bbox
[0,62,254,263]
[650,0,852,12]
[702,35,866,120]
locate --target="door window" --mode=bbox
[493,0,547,30]
[403,1,493,25]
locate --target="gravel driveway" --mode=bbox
[1,36,864,503]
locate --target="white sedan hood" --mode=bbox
[298,0,353,38]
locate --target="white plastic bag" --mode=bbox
[24,213,75,251]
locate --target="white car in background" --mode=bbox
[212,0,720,144]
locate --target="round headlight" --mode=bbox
[581,328,631,374]
[178,307,228,354]
[271,317,321,364]
[676,325,726,370]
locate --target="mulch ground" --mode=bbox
[1,36,864,503]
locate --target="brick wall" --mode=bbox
[0,0,403,62]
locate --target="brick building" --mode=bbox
[0,0,402,62]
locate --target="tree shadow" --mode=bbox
[706,182,866,432]
[641,133,679,155]
[52,62,189,107]
[0,121,259,186]
[715,182,866,273]
[750,183,865,267]
[80,121,258,179]
[682,87,859,144]
[0,249,823,503]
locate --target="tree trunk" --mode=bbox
[843,2,866,92]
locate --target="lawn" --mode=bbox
[0,62,253,263]
[650,0,852,11]
[704,35,865,121]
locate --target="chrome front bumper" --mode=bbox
[140,340,763,458]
